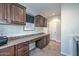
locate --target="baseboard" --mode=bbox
[55,40,61,43]
[51,40,61,44]
[61,52,72,56]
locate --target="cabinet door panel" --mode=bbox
[46,35,50,45]
[36,35,50,49]
[35,16,40,27]
[0,3,8,23]
[15,42,29,56]
[40,17,44,27]
[43,18,47,27]
[0,46,15,56]
[0,4,5,20]
[36,37,46,49]
[17,46,29,56]
[11,4,26,25]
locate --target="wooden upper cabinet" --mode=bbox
[0,3,26,25]
[39,16,44,27]
[11,4,26,25]
[35,15,40,27]
[0,3,8,23]
[35,15,47,27]
[0,4,5,20]
[43,17,47,27]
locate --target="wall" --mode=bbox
[61,4,79,56]
[56,17,61,42]
[47,15,61,42]
[0,25,44,36]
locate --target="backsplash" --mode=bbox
[0,24,44,36]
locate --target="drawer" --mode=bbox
[16,42,29,49]
[0,46,15,56]
[23,52,29,56]
[17,46,29,56]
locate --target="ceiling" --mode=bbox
[20,3,61,18]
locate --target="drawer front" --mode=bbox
[17,42,29,49]
[0,46,14,56]
[23,52,29,56]
[17,46,29,56]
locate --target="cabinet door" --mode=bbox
[35,15,43,27]
[36,37,47,49]
[35,15,40,27]
[0,4,5,20]
[43,18,47,27]
[46,35,50,45]
[0,3,8,23]
[15,42,29,56]
[17,46,29,56]
[0,46,15,56]
[43,36,47,46]
[39,16,44,27]
[11,4,26,25]
[36,39,43,49]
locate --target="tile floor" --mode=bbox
[30,40,61,56]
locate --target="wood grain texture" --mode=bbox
[35,15,47,27]
[15,41,29,56]
[10,3,26,25]
[0,46,15,56]
[36,35,50,49]
[0,3,8,22]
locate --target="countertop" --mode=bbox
[0,33,49,49]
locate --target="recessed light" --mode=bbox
[52,13,55,16]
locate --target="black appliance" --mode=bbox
[0,36,8,46]
[26,14,34,23]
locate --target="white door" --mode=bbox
[49,22,57,41]
[48,17,60,42]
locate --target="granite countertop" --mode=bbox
[0,33,49,49]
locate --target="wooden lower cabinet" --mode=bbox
[36,37,45,49]
[0,34,50,56]
[0,46,15,56]
[46,34,50,45]
[36,37,47,49]
[36,35,50,49]
[15,41,29,56]
[0,42,29,56]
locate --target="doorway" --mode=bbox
[48,16,61,43]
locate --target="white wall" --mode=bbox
[48,15,61,42]
[0,25,44,36]
[61,4,79,56]
[56,17,61,42]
